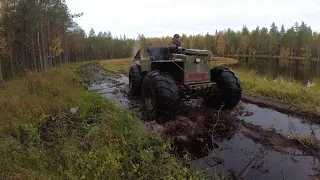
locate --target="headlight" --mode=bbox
[195,58,201,63]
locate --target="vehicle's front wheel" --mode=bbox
[129,65,143,96]
[204,66,242,110]
[142,71,180,121]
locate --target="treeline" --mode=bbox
[67,27,134,63]
[0,0,134,86]
[141,22,320,60]
[1,0,320,87]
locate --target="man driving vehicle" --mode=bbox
[168,34,184,54]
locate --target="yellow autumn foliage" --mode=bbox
[51,37,63,56]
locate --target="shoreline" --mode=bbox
[224,54,320,61]
[211,57,239,66]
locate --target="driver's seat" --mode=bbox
[146,46,169,61]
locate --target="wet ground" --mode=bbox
[76,63,320,180]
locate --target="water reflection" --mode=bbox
[229,57,320,86]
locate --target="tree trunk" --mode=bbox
[31,29,37,70]
[63,24,68,63]
[21,14,27,74]
[75,36,78,62]
[0,58,4,89]
[7,15,14,76]
[40,3,48,70]
[37,19,43,70]
[47,19,52,67]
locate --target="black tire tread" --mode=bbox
[142,70,180,120]
[205,66,242,109]
[129,65,143,96]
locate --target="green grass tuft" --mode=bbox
[296,136,319,149]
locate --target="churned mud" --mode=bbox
[76,62,320,180]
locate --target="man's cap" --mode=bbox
[173,34,180,38]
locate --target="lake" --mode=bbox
[228,57,320,86]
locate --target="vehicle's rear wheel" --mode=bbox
[142,70,180,121]
[129,65,143,96]
[204,66,242,110]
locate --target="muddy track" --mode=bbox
[76,62,320,180]
[238,119,320,159]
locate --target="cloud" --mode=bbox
[66,0,320,38]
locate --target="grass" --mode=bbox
[99,58,133,73]
[232,68,320,116]
[296,136,320,150]
[0,64,206,179]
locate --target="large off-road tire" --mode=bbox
[204,66,242,110]
[142,71,180,121]
[129,65,143,96]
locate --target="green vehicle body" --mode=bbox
[133,47,214,90]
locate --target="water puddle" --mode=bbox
[189,103,320,179]
[77,63,320,179]
[192,133,319,180]
[239,103,320,139]
[88,74,130,108]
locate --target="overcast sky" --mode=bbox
[66,0,320,39]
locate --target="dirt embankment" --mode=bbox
[239,119,320,159]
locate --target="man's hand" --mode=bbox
[178,47,183,50]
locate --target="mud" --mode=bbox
[76,63,320,180]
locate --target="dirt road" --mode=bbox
[76,62,320,180]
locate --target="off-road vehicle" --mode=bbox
[129,46,242,121]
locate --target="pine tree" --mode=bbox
[0,38,6,88]
[298,21,313,57]
[317,34,320,59]
[216,32,226,56]
[280,24,285,45]
[268,22,281,55]
[250,26,260,54]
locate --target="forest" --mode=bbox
[142,22,320,60]
[1,0,320,87]
[0,0,135,85]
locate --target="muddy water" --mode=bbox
[88,74,131,108]
[79,64,320,179]
[240,103,320,139]
[192,133,319,180]
[191,104,320,179]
